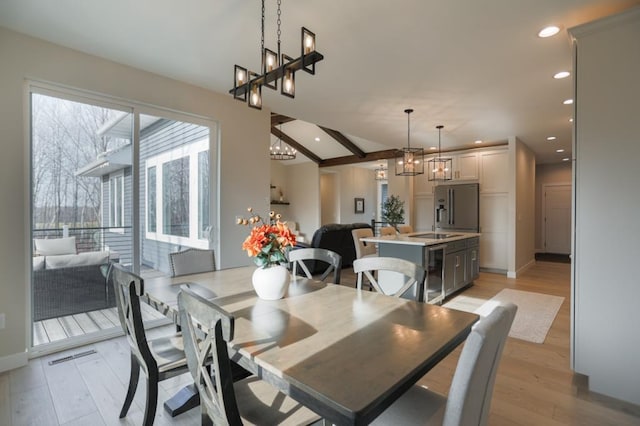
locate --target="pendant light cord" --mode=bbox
[261,0,265,69]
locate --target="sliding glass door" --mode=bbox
[29,84,217,353]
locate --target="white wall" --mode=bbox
[324,165,377,225]
[514,138,536,275]
[320,172,339,225]
[570,7,640,405]
[0,27,268,367]
[285,162,321,240]
[535,163,572,251]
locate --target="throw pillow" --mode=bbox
[34,236,77,256]
[32,256,45,271]
[46,251,109,269]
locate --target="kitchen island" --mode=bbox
[360,232,481,303]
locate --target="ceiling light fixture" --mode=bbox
[427,125,452,181]
[314,137,320,142]
[562,158,570,162]
[556,149,565,153]
[395,109,424,176]
[563,99,574,105]
[547,136,556,141]
[474,140,483,144]
[554,71,570,79]
[374,163,388,181]
[230,0,324,110]
[270,124,297,160]
[538,26,560,38]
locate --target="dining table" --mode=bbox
[142,265,479,426]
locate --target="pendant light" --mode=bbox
[395,109,424,176]
[270,124,297,160]
[427,125,452,181]
[374,163,388,180]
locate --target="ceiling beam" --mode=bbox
[271,127,322,164]
[318,126,366,158]
[319,149,399,167]
[271,113,296,127]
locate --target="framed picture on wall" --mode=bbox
[354,197,365,214]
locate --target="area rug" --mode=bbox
[445,289,564,344]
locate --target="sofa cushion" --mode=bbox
[307,223,372,272]
[34,237,77,256]
[46,251,110,269]
[32,256,46,271]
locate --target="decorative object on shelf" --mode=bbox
[427,125,452,181]
[396,108,424,176]
[374,163,388,180]
[381,194,405,231]
[270,123,297,160]
[354,197,365,214]
[230,0,324,110]
[237,207,296,300]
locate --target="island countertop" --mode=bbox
[360,231,480,246]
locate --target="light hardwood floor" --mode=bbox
[1,261,639,425]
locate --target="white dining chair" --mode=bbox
[380,226,396,236]
[288,247,342,284]
[178,287,321,425]
[352,227,377,259]
[397,224,413,234]
[353,256,426,302]
[372,303,517,426]
[169,248,215,277]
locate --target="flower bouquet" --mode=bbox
[237,208,296,299]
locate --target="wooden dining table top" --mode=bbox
[143,265,478,426]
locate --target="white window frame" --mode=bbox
[145,138,209,248]
[108,171,125,233]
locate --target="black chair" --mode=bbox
[109,263,189,426]
[178,287,321,425]
[288,247,342,284]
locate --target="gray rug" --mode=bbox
[444,289,564,344]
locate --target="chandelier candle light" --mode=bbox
[231,0,324,110]
[374,163,388,180]
[427,125,452,181]
[396,108,424,176]
[270,123,297,160]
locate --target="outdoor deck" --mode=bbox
[32,266,169,346]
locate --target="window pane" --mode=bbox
[116,176,123,227]
[163,157,189,237]
[147,167,156,232]
[198,151,210,239]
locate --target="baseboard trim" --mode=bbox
[480,267,507,275]
[508,258,536,278]
[0,350,28,373]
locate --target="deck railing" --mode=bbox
[32,226,132,262]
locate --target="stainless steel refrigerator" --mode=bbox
[434,183,479,232]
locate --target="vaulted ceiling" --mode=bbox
[1,0,637,166]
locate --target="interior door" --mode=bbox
[544,184,571,254]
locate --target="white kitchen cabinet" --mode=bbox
[480,150,508,193]
[452,152,479,181]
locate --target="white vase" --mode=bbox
[251,264,290,300]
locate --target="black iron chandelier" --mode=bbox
[270,124,297,160]
[395,109,424,176]
[427,125,452,181]
[230,0,324,110]
[374,163,388,180]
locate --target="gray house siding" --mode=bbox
[139,119,209,274]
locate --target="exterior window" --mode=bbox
[145,138,209,247]
[147,167,156,232]
[162,157,190,237]
[198,151,210,239]
[109,173,124,228]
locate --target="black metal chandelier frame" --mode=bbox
[427,125,453,181]
[395,108,424,176]
[230,0,324,110]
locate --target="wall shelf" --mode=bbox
[270,200,290,205]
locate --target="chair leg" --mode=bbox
[142,372,159,426]
[119,353,140,418]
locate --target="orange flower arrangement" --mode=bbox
[237,207,296,268]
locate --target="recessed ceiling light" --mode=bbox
[554,71,570,79]
[474,140,482,144]
[314,137,320,142]
[538,26,560,38]
[562,157,570,161]
[563,99,574,105]
[569,118,574,122]
[556,149,565,153]
[547,136,556,141]
[430,146,437,150]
